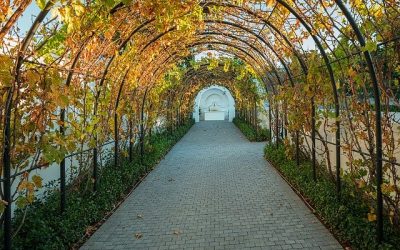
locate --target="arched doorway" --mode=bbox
[193,85,235,122]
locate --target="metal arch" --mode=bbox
[2,2,55,249]
[86,2,322,108]
[113,68,131,169]
[188,45,268,78]
[136,52,186,142]
[89,17,160,190]
[59,31,99,205]
[100,0,340,201]
[93,18,158,134]
[92,20,169,181]
[142,42,274,94]
[95,1,308,175]
[176,62,272,122]
[203,47,279,92]
[102,22,227,121]
[188,40,280,88]
[134,52,181,159]
[203,18,302,145]
[96,23,186,113]
[190,39,283,87]
[185,42,278,92]
[95,18,155,102]
[3,0,385,247]
[274,0,341,191]
[205,19,295,86]
[197,31,285,86]
[203,1,308,73]
[182,75,240,104]
[185,46,277,92]
[191,41,259,69]
[83,3,305,104]
[145,48,274,109]
[59,18,154,197]
[333,0,384,243]
[203,0,340,195]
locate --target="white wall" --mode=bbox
[193,85,235,122]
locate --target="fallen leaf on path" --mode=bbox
[85,226,96,236]
[173,229,182,236]
[135,233,143,239]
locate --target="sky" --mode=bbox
[16,3,41,34]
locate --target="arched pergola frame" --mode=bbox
[1,1,388,249]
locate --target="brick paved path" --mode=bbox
[82,121,342,250]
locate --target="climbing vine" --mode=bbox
[0,0,399,248]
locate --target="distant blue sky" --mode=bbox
[16,3,40,34]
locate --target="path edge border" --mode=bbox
[265,158,348,249]
[73,125,195,249]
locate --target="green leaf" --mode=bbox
[362,41,377,52]
[32,175,43,188]
[36,0,47,10]
[60,94,69,107]
[16,196,29,209]
[0,200,7,214]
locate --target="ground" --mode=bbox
[81,121,342,250]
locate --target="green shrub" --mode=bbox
[6,120,194,250]
[233,117,270,142]
[264,144,400,250]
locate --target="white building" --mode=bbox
[193,85,235,122]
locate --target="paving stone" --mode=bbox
[81,121,342,250]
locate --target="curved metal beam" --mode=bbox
[275,0,340,191]
[198,31,284,86]
[187,46,277,92]
[204,1,308,73]
[3,2,55,249]
[188,40,280,89]
[205,19,295,86]
[334,0,383,243]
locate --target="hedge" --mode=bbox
[5,120,194,250]
[264,143,400,250]
[233,117,270,142]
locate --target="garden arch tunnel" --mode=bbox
[1,1,399,249]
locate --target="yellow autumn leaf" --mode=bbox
[0,55,14,87]
[348,68,356,78]
[18,180,28,191]
[368,212,377,222]
[36,0,46,10]
[32,175,43,188]
[266,0,275,8]
[223,60,230,72]
[381,183,395,195]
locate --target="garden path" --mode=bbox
[82,121,341,250]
